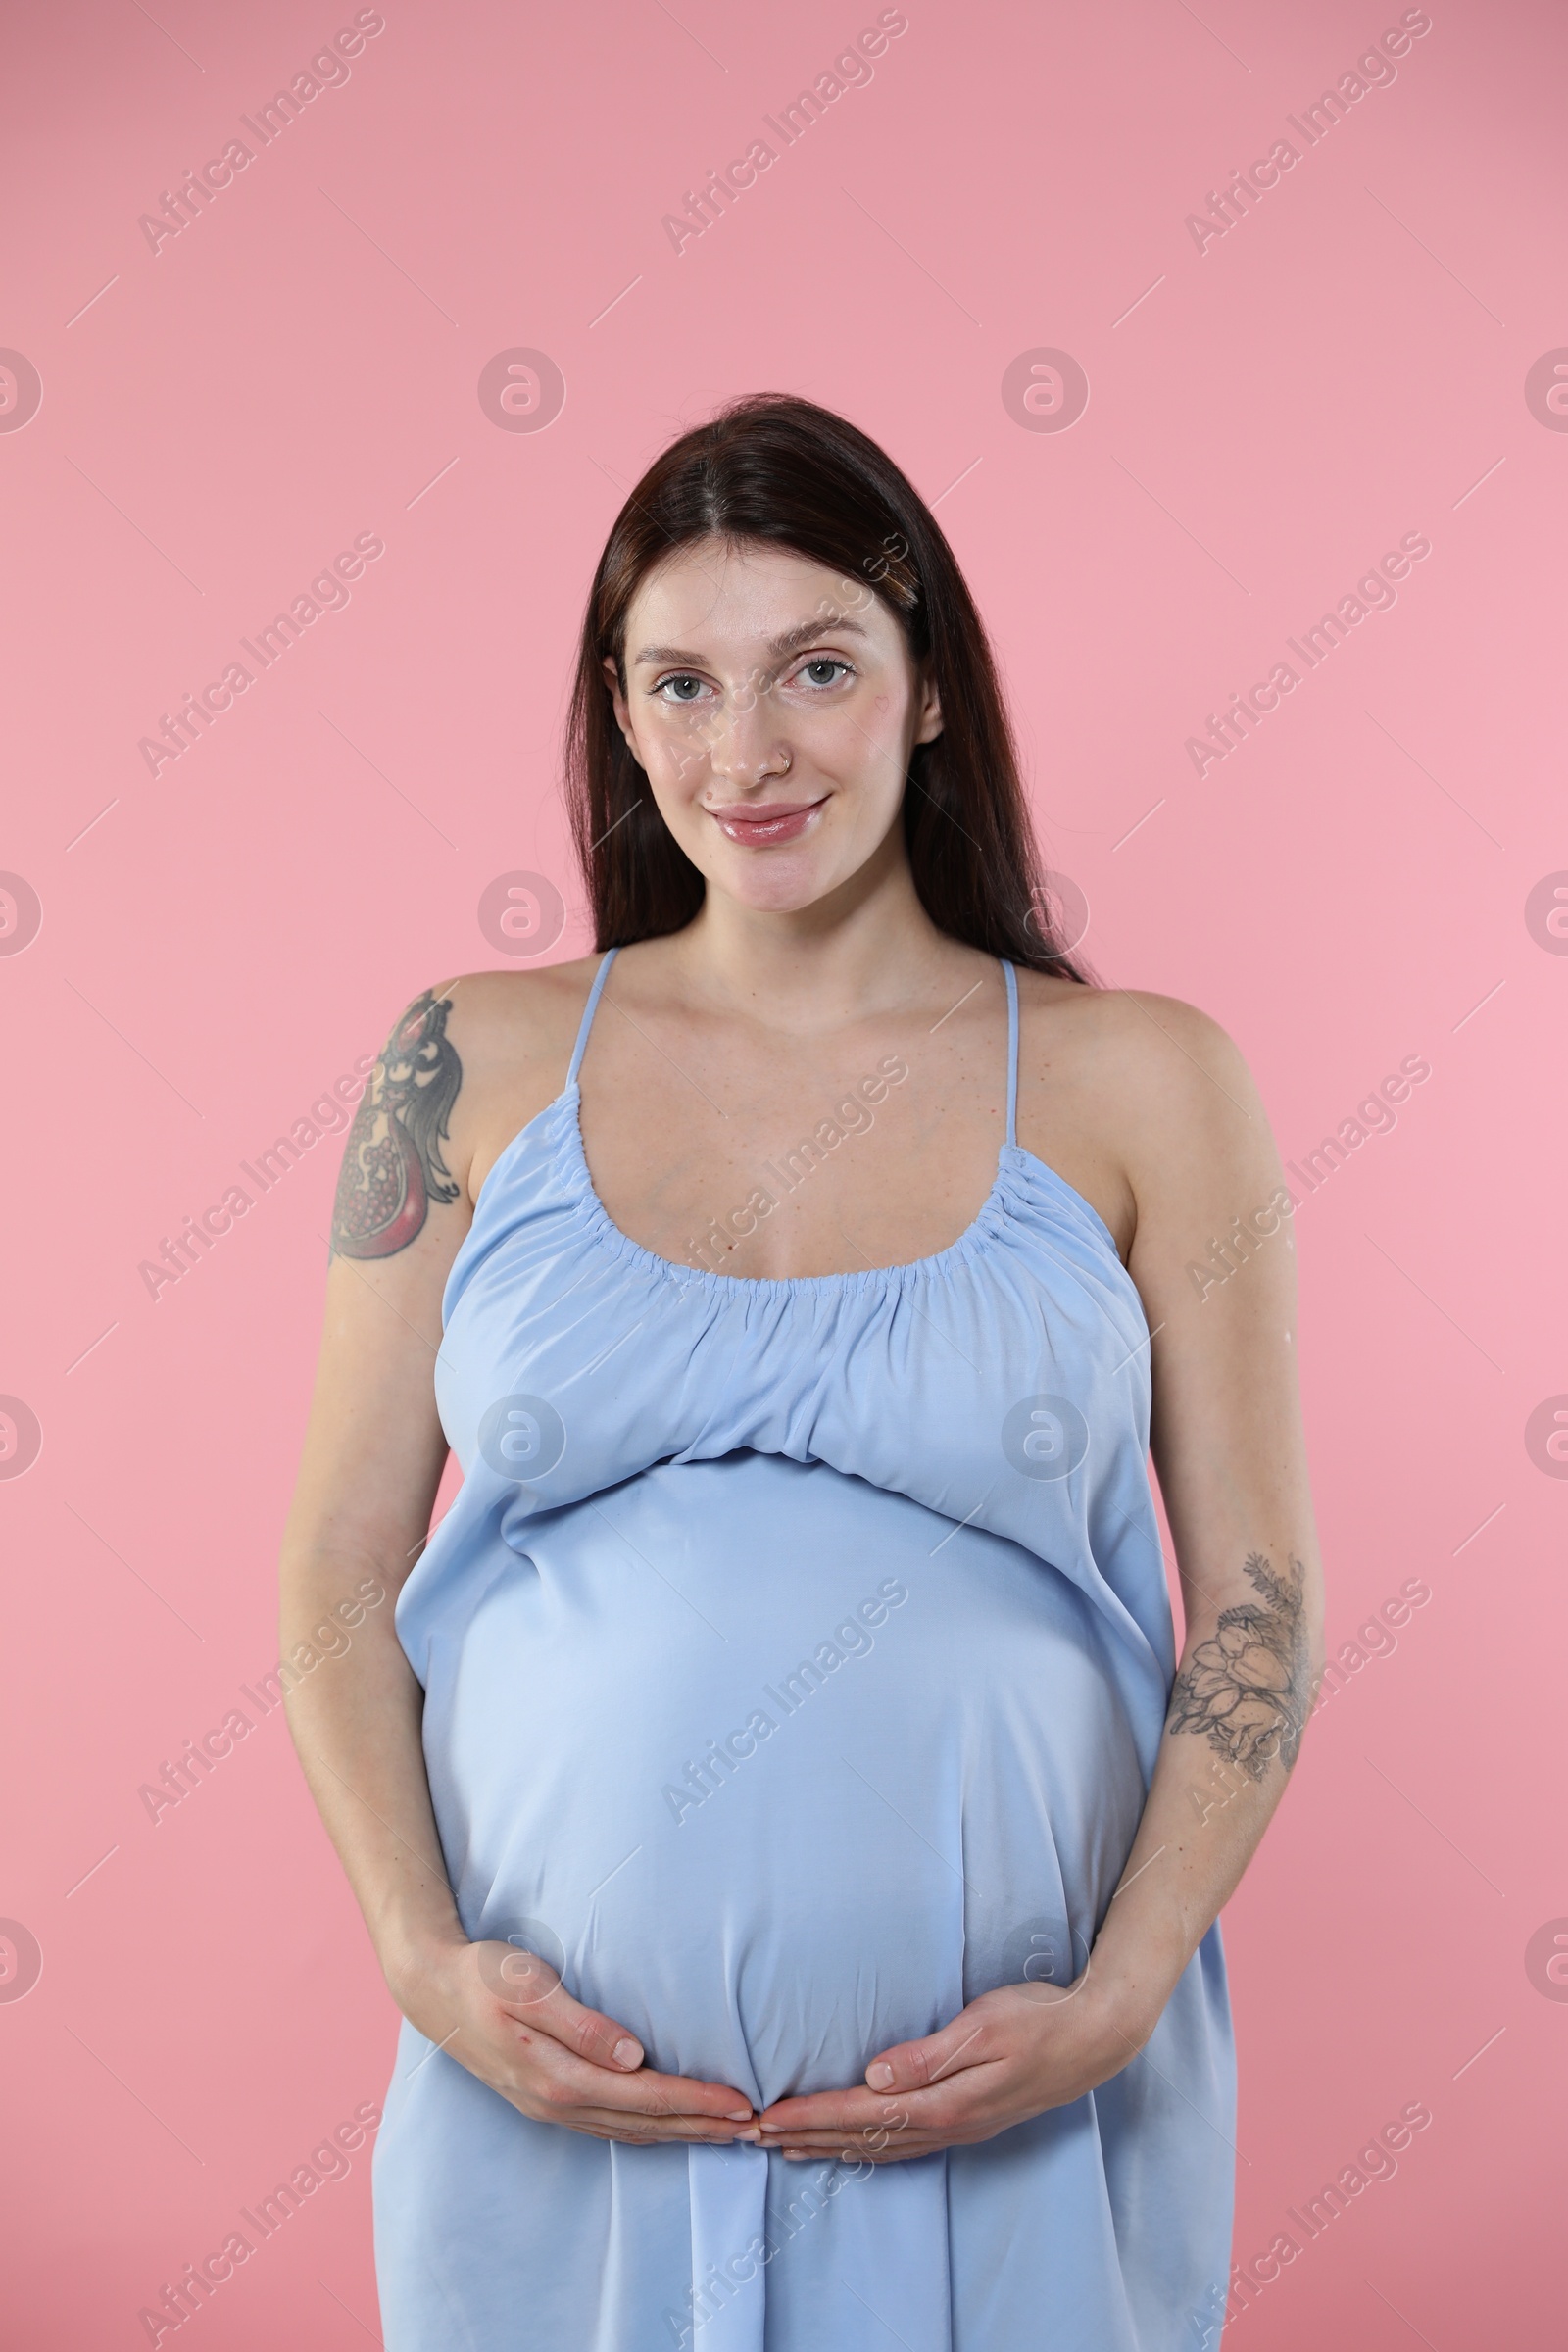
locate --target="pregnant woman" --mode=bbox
[280,393,1324,2351]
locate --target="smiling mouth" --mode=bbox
[706,798,826,847]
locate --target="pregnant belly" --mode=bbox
[415,1454,1148,2109]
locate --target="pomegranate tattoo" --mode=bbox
[331,989,463,1258]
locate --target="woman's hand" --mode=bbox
[748,1971,1151,2163]
[391,1936,757,2145]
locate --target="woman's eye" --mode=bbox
[799,658,851,687]
[659,675,707,703]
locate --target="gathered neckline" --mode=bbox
[464,1077,1131,1302]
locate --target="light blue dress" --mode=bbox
[374,952,1236,2351]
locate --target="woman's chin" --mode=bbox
[705,851,844,916]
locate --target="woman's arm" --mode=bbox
[279,977,756,2146]
[752,992,1325,2161]
[279,984,466,1984]
[1066,995,1324,2048]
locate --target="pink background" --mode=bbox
[2,0,1564,2341]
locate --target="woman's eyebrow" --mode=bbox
[630,616,871,667]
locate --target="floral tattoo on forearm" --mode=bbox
[331,988,462,1258]
[1167,1551,1309,1780]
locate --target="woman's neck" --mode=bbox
[654,843,978,1033]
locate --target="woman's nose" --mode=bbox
[702,684,792,785]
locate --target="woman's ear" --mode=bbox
[914,665,944,747]
[601,655,642,764]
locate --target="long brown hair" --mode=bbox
[564,393,1089,979]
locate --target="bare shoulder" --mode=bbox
[426,956,605,1191]
[355,956,603,1116]
[1014,973,1277,1254]
[433,955,602,1082]
[328,956,603,1258]
[1018,972,1261,1125]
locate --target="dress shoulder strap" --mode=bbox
[566,947,619,1088]
[1001,959,1019,1147]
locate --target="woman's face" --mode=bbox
[602,536,943,917]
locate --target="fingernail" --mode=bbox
[612,2037,643,2068]
[724,2107,753,2122]
[866,2062,894,2089]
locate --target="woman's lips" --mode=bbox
[707,798,825,847]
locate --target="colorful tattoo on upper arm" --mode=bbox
[1166,1550,1309,1779]
[330,989,463,1258]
